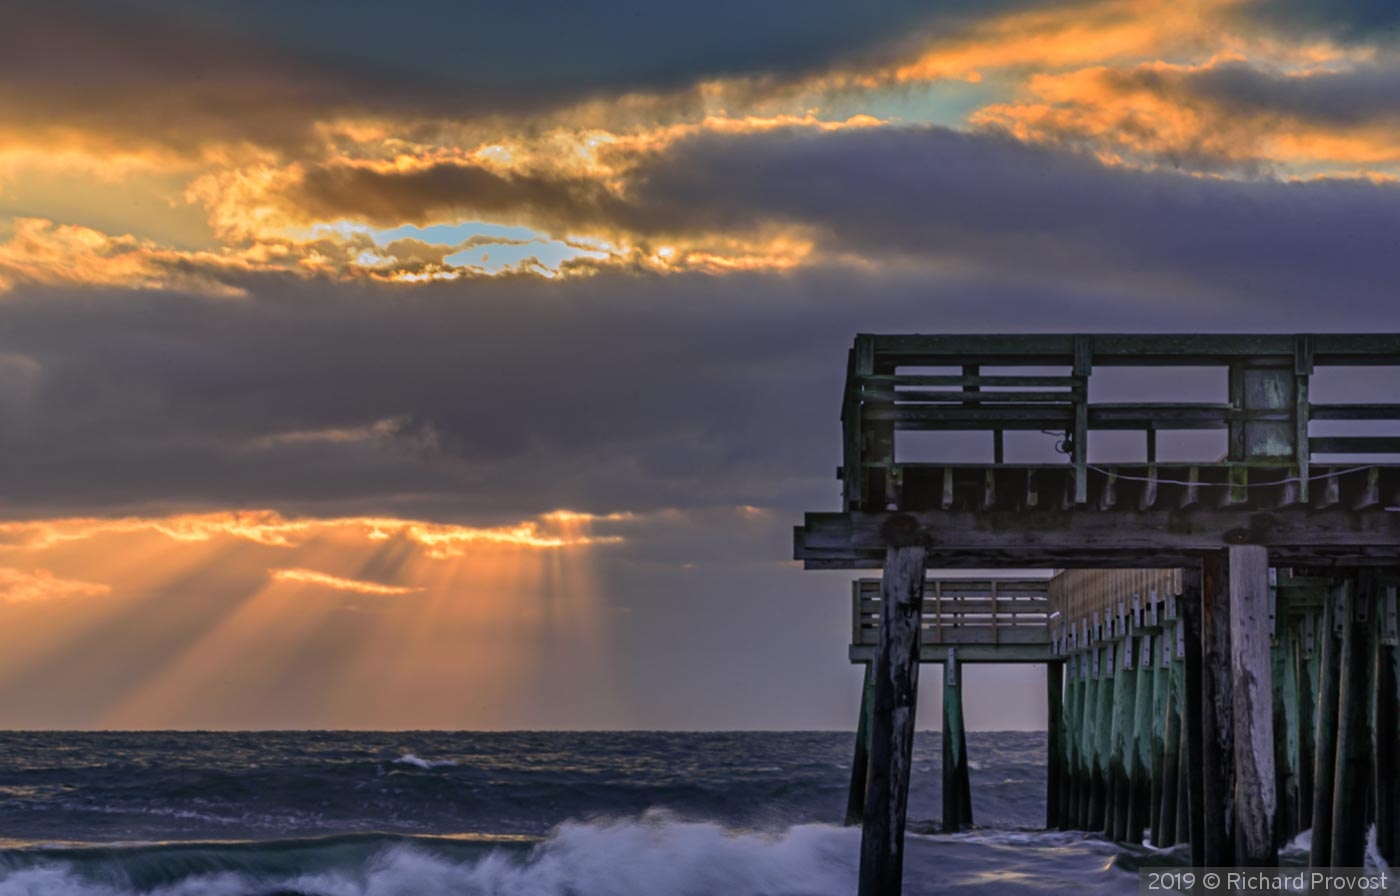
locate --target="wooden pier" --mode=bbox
[797,334,1400,895]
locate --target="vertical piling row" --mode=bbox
[847,562,1400,883]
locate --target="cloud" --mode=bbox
[1234,0,1400,42]
[0,510,627,556]
[268,567,422,595]
[0,0,1044,161]
[972,58,1400,176]
[0,568,111,603]
[1,126,1399,522]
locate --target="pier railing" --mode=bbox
[841,333,1400,509]
[849,577,1051,662]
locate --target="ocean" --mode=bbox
[0,730,1208,895]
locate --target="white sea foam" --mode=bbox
[392,752,456,770]
[0,814,860,896]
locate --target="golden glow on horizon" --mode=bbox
[0,506,651,727]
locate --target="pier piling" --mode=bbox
[858,546,926,896]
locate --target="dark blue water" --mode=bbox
[0,731,1182,894]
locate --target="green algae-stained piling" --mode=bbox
[796,334,1400,896]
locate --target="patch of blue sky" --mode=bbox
[821,77,1009,126]
[444,239,608,274]
[373,221,542,246]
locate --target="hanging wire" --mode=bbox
[1087,463,1376,488]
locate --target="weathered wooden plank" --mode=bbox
[857,579,1052,595]
[801,509,1400,554]
[1128,635,1154,844]
[862,333,1400,364]
[1077,658,1096,829]
[1058,659,1073,827]
[859,546,926,896]
[1310,436,1400,454]
[855,625,1050,647]
[847,644,1056,663]
[1089,648,1112,832]
[1158,648,1183,848]
[1048,660,1064,829]
[863,389,1077,404]
[859,598,1049,615]
[798,506,1400,569]
[1109,644,1133,840]
[1297,611,1318,835]
[1201,553,1235,867]
[1276,621,1302,844]
[856,374,1076,388]
[1149,634,1168,847]
[1331,571,1375,867]
[1228,545,1277,865]
[1375,578,1400,866]
[1310,581,1343,870]
[1310,403,1400,420]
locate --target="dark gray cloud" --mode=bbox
[0,0,1054,152]
[622,125,1400,300]
[1236,0,1400,41]
[1149,59,1400,129]
[3,126,1399,524]
[292,125,1400,304]
[289,162,619,227]
[164,0,1045,100]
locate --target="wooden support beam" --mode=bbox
[1375,579,1400,866]
[1077,656,1095,829]
[1149,633,1169,847]
[1060,661,1077,829]
[1331,571,1375,867]
[1275,619,1302,845]
[1090,647,1113,832]
[1201,552,1235,867]
[1158,639,1183,848]
[796,506,1400,570]
[1047,660,1065,829]
[1310,582,1343,870]
[1298,611,1318,832]
[1128,635,1154,844]
[1228,544,1277,865]
[942,648,973,832]
[1175,687,1191,846]
[846,662,874,826]
[1180,564,1208,868]
[859,546,926,896]
[1109,642,1134,841]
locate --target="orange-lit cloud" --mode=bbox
[0,509,629,557]
[0,0,1392,295]
[972,58,1400,176]
[0,568,111,604]
[269,567,423,595]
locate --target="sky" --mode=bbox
[1,0,1399,730]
